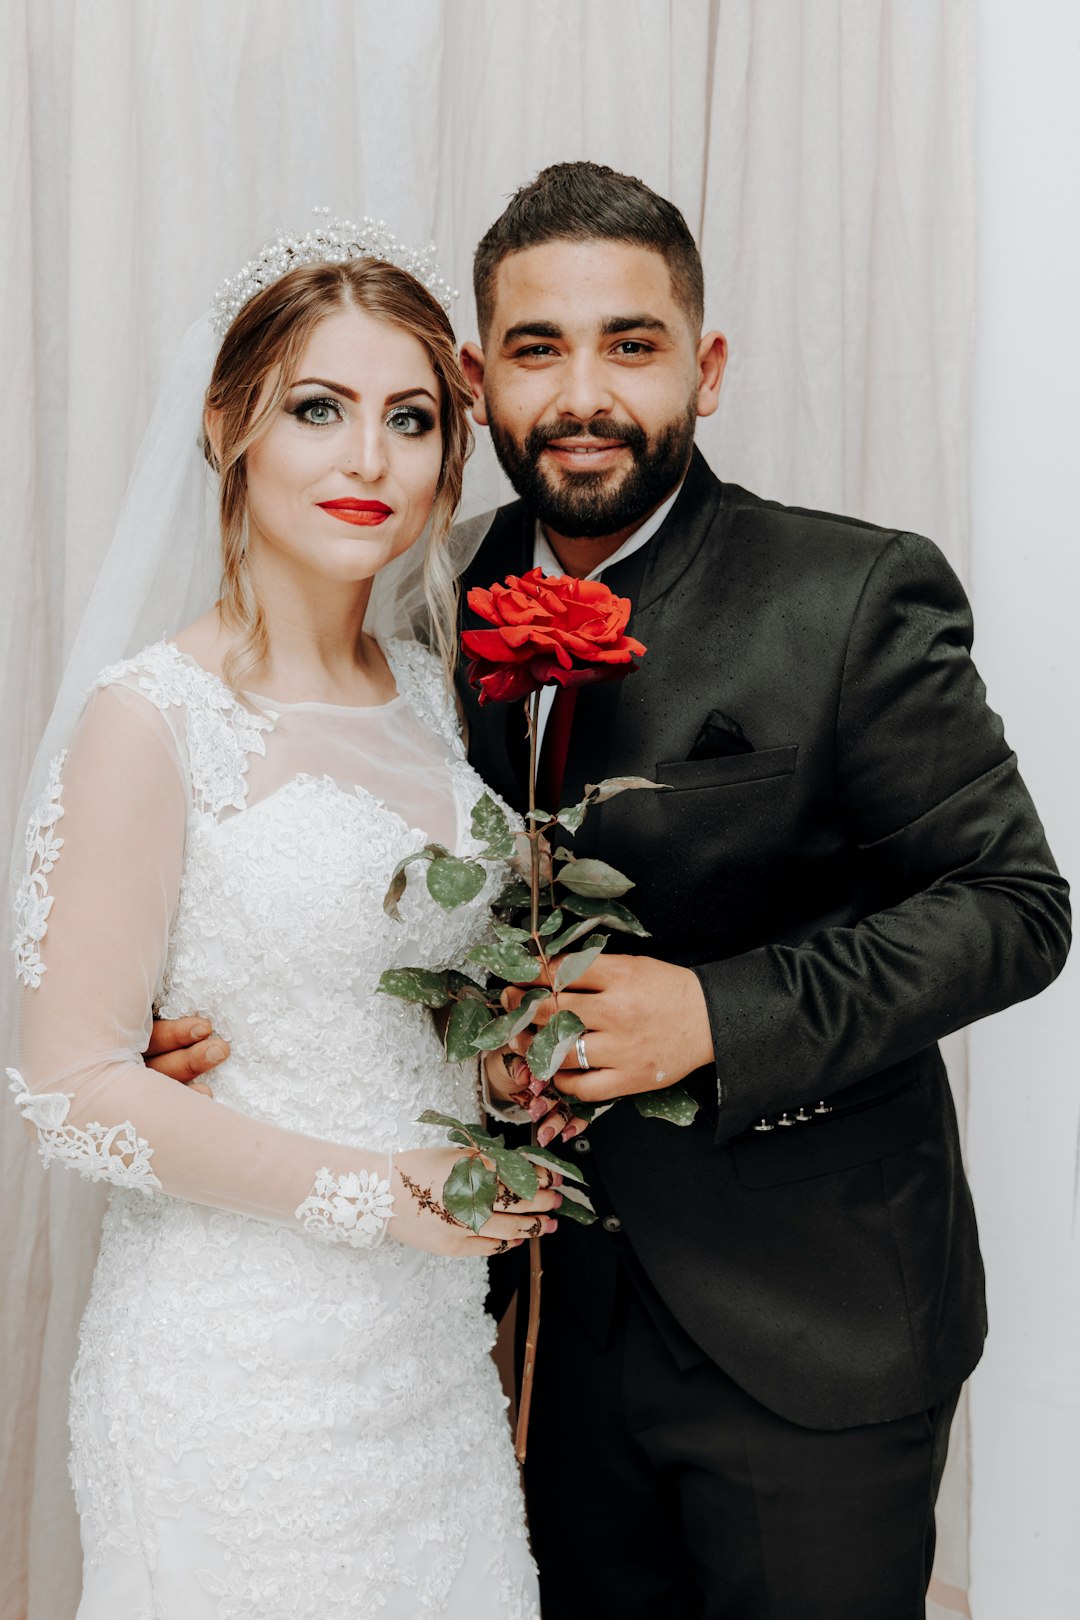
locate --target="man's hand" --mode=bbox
[144,1016,230,1098]
[503,955,715,1105]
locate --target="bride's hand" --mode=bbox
[389,1146,562,1259]
[483,1049,592,1149]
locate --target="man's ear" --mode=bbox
[203,406,224,466]
[695,331,728,420]
[459,342,489,427]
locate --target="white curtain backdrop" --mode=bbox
[3,2,1062,1616]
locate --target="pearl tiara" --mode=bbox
[211,208,456,337]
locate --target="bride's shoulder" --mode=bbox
[92,638,195,708]
[382,637,463,752]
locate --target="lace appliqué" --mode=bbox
[383,639,466,758]
[295,1165,395,1247]
[95,641,273,817]
[12,750,67,988]
[7,1069,161,1193]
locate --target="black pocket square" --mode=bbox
[687,710,754,760]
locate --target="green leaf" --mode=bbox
[442,1154,499,1233]
[377,967,451,1008]
[470,792,515,859]
[554,1191,598,1225]
[466,941,542,983]
[559,895,651,937]
[520,1145,590,1186]
[556,857,635,900]
[633,1083,700,1127]
[525,807,554,823]
[553,934,609,992]
[382,848,436,920]
[544,916,606,953]
[446,970,493,1003]
[471,987,552,1050]
[538,909,565,937]
[496,877,533,910]
[488,1147,540,1202]
[554,1181,597,1222]
[491,919,533,945]
[445,997,496,1062]
[527,1009,586,1083]
[554,797,590,834]
[584,776,670,804]
[417,1109,483,1135]
[426,855,487,911]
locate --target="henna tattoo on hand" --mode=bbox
[399,1171,466,1229]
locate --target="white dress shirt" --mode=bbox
[531,482,681,750]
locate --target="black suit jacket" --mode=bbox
[458,449,1070,1429]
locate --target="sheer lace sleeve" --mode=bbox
[9,684,395,1248]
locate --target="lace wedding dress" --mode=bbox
[9,638,540,1620]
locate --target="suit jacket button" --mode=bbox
[602,1215,623,1234]
[572,1137,591,1154]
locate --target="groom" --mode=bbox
[153,164,1068,1617]
[452,163,1069,1619]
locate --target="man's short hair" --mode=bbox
[473,161,705,340]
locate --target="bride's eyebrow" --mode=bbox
[385,387,438,406]
[287,378,437,407]
[289,376,359,400]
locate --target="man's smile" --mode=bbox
[542,439,629,472]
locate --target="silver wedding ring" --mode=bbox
[575,1034,590,1071]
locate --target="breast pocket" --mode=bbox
[656,744,798,791]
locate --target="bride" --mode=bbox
[7,226,555,1619]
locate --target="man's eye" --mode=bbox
[386,407,436,436]
[613,341,652,357]
[516,345,559,359]
[290,396,343,426]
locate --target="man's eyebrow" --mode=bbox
[288,379,437,407]
[599,315,671,337]
[501,321,564,345]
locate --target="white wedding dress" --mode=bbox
[9,637,540,1620]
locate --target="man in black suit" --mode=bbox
[454,162,1070,1619]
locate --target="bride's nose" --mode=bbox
[341,418,388,484]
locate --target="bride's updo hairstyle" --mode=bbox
[205,258,472,692]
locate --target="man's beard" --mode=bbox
[486,401,697,540]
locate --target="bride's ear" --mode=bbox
[203,407,224,469]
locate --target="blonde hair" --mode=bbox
[204,258,472,692]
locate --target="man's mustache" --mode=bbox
[524,419,648,459]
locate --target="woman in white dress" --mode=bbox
[8,232,554,1619]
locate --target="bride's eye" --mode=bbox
[289,396,344,427]
[386,406,436,437]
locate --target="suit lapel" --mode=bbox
[459,452,729,818]
[560,450,727,813]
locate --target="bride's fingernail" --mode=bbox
[191,1021,211,1039]
[537,1127,553,1147]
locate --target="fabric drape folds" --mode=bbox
[1,3,979,1616]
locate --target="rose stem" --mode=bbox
[516,688,544,1465]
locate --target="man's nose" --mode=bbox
[343,420,388,482]
[552,353,615,422]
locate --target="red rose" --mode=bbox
[462,567,647,705]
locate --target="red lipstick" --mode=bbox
[317,499,393,527]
